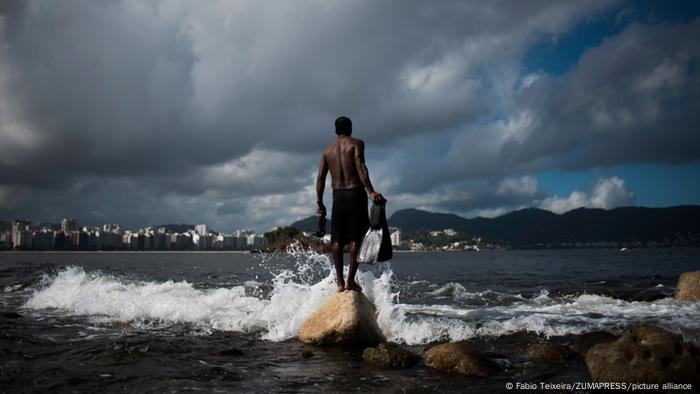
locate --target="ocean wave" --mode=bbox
[22,250,700,346]
[427,282,529,306]
[383,293,700,344]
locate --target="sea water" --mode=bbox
[1,247,699,392]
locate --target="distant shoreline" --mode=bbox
[1,247,698,254]
[0,250,250,254]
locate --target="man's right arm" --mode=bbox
[315,153,328,215]
[353,140,383,202]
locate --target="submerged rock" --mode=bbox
[362,342,419,368]
[674,270,700,300]
[585,324,699,384]
[424,341,493,377]
[298,291,385,347]
[526,342,575,362]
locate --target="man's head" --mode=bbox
[335,116,352,136]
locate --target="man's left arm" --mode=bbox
[315,154,328,215]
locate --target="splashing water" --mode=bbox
[22,244,700,345]
[22,243,397,341]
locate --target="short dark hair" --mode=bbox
[335,116,352,136]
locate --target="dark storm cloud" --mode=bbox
[0,1,616,187]
[0,1,202,188]
[5,0,695,230]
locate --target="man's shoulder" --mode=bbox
[348,137,365,147]
[323,140,338,152]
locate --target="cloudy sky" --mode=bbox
[1,0,699,232]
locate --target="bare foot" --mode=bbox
[344,281,363,292]
[336,281,346,292]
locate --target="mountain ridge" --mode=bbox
[290,205,700,247]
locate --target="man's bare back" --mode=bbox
[322,136,367,191]
[315,116,383,293]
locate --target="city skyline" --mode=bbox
[1,1,699,232]
[1,217,269,251]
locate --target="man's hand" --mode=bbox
[317,202,326,216]
[369,191,385,203]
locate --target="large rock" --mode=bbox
[585,324,699,384]
[298,291,385,347]
[674,270,700,300]
[363,342,419,368]
[424,341,493,377]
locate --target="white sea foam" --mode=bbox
[428,282,528,306]
[22,248,700,345]
[4,284,22,292]
[383,292,700,345]
[428,281,467,297]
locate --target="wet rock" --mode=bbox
[585,324,700,384]
[526,342,575,362]
[298,291,385,347]
[626,289,668,302]
[362,342,419,368]
[573,331,617,356]
[209,348,244,356]
[674,270,700,300]
[424,341,493,377]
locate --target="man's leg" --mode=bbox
[345,241,362,292]
[331,241,345,292]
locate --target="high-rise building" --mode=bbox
[61,218,79,233]
[389,227,401,246]
[33,230,54,250]
[198,234,213,250]
[246,234,266,249]
[195,224,208,235]
[152,233,169,250]
[100,232,123,250]
[142,233,152,250]
[88,231,100,249]
[233,235,248,250]
[11,220,33,250]
[71,231,89,249]
[125,233,140,250]
[0,232,11,250]
[169,233,192,250]
[221,234,236,250]
[53,231,66,250]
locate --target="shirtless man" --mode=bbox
[316,116,384,292]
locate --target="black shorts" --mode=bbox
[331,187,370,244]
